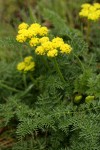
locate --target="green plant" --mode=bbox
[0,2,100,150]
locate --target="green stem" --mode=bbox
[23,73,27,88]
[21,136,23,147]
[42,56,50,71]
[54,58,66,83]
[30,74,35,83]
[0,82,20,92]
[30,133,34,148]
[80,20,84,34]
[73,53,85,72]
[86,20,91,45]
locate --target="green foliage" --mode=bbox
[74,69,100,98]
[0,95,100,150]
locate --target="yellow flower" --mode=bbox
[24,62,35,72]
[93,3,100,9]
[79,9,89,17]
[16,34,27,43]
[18,22,29,30]
[16,28,29,43]
[39,37,49,44]
[27,23,41,37]
[17,62,25,71]
[88,10,100,20]
[16,23,49,44]
[52,37,64,48]
[28,28,40,36]
[16,23,72,58]
[89,6,96,12]
[39,27,49,36]
[60,44,72,54]
[47,49,58,57]
[81,3,91,9]
[29,37,39,47]
[52,37,64,43]
[30,23,41,29]
[27,28,37,38]
[17,56,35,72]
[35,46,45,55]
[41,41,54,51]
[35,37,72,57]
[24,56,33,63]
[79,3,100,21]
[18,29,28,34]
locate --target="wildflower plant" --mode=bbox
[17,56,35,72]
[16,22,72,83]
[79,3,100,43]
[79,3,100,21]
[0,4,100,150]
[16,22,72,56]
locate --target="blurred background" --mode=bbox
[1,0,99,28]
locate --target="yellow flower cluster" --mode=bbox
[79,3,100,21]
[16,23,72,57]
[17,56,35,72]
[35,37,72,57]
[16,23,49,43]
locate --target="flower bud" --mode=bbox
[85,96,94,103]
[74,95,82,103]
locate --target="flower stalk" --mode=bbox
[86,20,91,45]
[54,58,66,83]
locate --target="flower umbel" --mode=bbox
[47,49,58,57]
[79,3,100,21]
[16,23,72,58]
[18,22,29,30]
[17,56,35,72]
[29,38,39,47]
[16,23,49,43]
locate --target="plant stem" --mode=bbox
[30,133,34,148]
[0,82,20,92]
[54,58,66,83]
[23,73,27,88]
[73,53,85,72]
[42,56,50,71]
[30,74,35,83]
[86,20,91,45]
